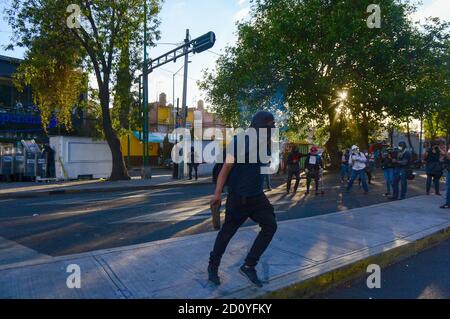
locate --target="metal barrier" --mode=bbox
[0,141,50,182]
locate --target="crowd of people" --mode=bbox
[339,141,450,208]
[281,140,450,209]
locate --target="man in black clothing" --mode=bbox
[188,146,200,180]
[42,144,55,178]
[286,147,302,193]
[208,111,277,288]
[304,146,323,195]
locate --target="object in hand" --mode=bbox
[211,202,221,230]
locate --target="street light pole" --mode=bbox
[172,63,189,132]
[142,0,151,179]
[139,29,215,179]
[182,29,190,130]
[178,29,190,179]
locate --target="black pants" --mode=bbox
[188,164,199,179]
[287,169,300,192]
[209,193,277,268]
[306,169,320,192]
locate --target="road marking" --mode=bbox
[112,206,211,223]
[24,192,184,206]
[113,203,288,224]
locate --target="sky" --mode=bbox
[0,0,449,109]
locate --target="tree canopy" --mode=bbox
[200,0,449,167]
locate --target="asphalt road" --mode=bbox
[0,170,445,258]
[318,238,450,299]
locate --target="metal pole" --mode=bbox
[142,0,151,179]
[419,116,423,161]
[172,65,185,133]
[182,29,189,129]
[138,75,142,140]
[178,29,190,179]
[173,73,176,132]
[127,133,131,168]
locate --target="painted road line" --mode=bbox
[24,192,185,206]
[112,206,211,223]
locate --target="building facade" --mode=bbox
[120,92,226,167]
[0,55,46,152]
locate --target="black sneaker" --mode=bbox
[208,265,221,285]
[239,265,263,288]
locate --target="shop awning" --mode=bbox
[132,131,176,143]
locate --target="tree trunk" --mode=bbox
[406,118,415,153]
[325,107,340,170]
[359,123,369,151]
[358,112,370,151]
[100,87,130,181]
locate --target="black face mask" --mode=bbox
[250,111,275,156]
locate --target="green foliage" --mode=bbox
[200,0,450,166]
[6,0,163,179]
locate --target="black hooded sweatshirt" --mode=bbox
[227,111,275,197]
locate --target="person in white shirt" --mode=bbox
[346,145,369,194]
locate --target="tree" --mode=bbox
[6,0,162,180]
[201,0,427,169]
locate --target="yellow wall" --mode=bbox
[186,110,194,124]
[158,106,195,126]
[157,107,172,124]
[120,134,159,157]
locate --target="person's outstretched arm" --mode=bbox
[210,154,235,206]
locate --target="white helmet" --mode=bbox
[351,145,359,153]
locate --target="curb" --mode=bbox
[0,179,213,199]
[259,225,450,299]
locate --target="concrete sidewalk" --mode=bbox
[0,194,448,299]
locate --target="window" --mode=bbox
[0,78,13,110]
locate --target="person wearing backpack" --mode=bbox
[305,146,323,195]
[208,111,277,288]
[424,143,443,196]
[390,141,412,200]
[346,145,369,194]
